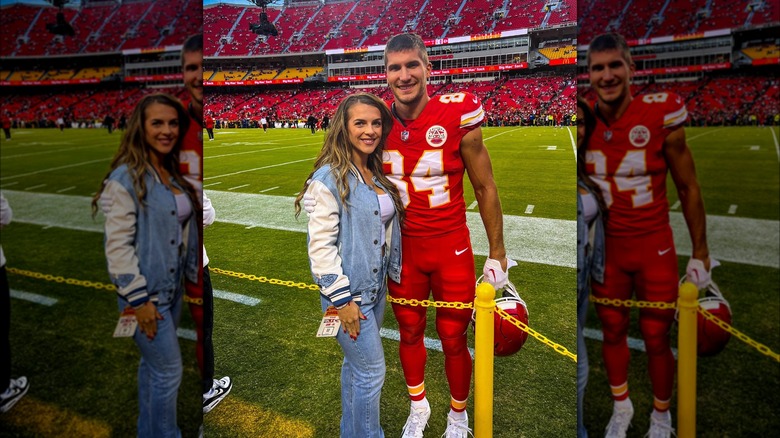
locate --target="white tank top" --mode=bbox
[378,193,395,247]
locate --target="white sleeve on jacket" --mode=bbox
[103,180,148,307]
[203,191,214,267]
[306,180,352,307]
[203,191,215,228]
[0,192,11,227]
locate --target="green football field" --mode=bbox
[0,125,778,437]
[201,125,578,437]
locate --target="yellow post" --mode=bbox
[677,282,698,438]
[474,282,496,438]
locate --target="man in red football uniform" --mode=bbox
[383,33,515,438]
[179,34,232,414]
[585,33,713,438]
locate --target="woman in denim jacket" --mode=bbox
[93,93,199,438]
[577,96,606,438]
[295,93,403,437]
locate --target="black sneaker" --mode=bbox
[0,377,29,413]
[203,376,232,413]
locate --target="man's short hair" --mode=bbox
[181,34,203,64]
[384,33,429,66]
[587,33,632,67]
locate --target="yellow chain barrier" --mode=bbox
[495,307,577,362]
[7,267,116,291]
[386,294,473,310]
[589,295,677,309]
[590,293,780,362]
[209,267,319,291]
[698,307,780,362]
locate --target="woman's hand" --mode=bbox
[337,301,366,340]
[136,301,163,340]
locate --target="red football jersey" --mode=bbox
[586,92,688,237]
[384,92,484,237]
[180,101,203,190]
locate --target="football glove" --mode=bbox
[482,257,518,290]
[686,257,720,290]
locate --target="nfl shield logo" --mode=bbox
[603,130,612,142]
[401,130,409,141]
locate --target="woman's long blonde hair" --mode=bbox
[295,92,404,222]
[92,93,197,217]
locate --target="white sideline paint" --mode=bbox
[177,328,197,341]
[380,327,475,356]
[206,189,577,268]
[3,189,779,269]
[10,289,58,306]
[583,327,678,358]
[214,289,262,306]
[770,127,780,162]
[567,127,576,160]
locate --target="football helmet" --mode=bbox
[472,277,529,357]
[678,276,732,357]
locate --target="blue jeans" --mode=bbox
[120,296,183,438]
[577,284,589,438]
[321,287,386,438]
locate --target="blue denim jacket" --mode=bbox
[577,179,605,299]
[103,164,199,308]
[306,164,402,308]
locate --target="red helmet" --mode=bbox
[473,278,529,357]
[678,277,732,357]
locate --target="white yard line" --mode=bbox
[206,143,321,159]
[204,157,314,180]
[10,289,58,306]
[483,127,524,142]
[0,158,110,181]
[583,327,677,358]
[380,328,475,355]
[57,186,76,193]
[214,289,262,306]
[686,128,726,142]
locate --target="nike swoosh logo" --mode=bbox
[455,248,468,256]
[658,247,672,256]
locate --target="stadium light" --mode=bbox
[248,0,279,37]
[46,0,75,37]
